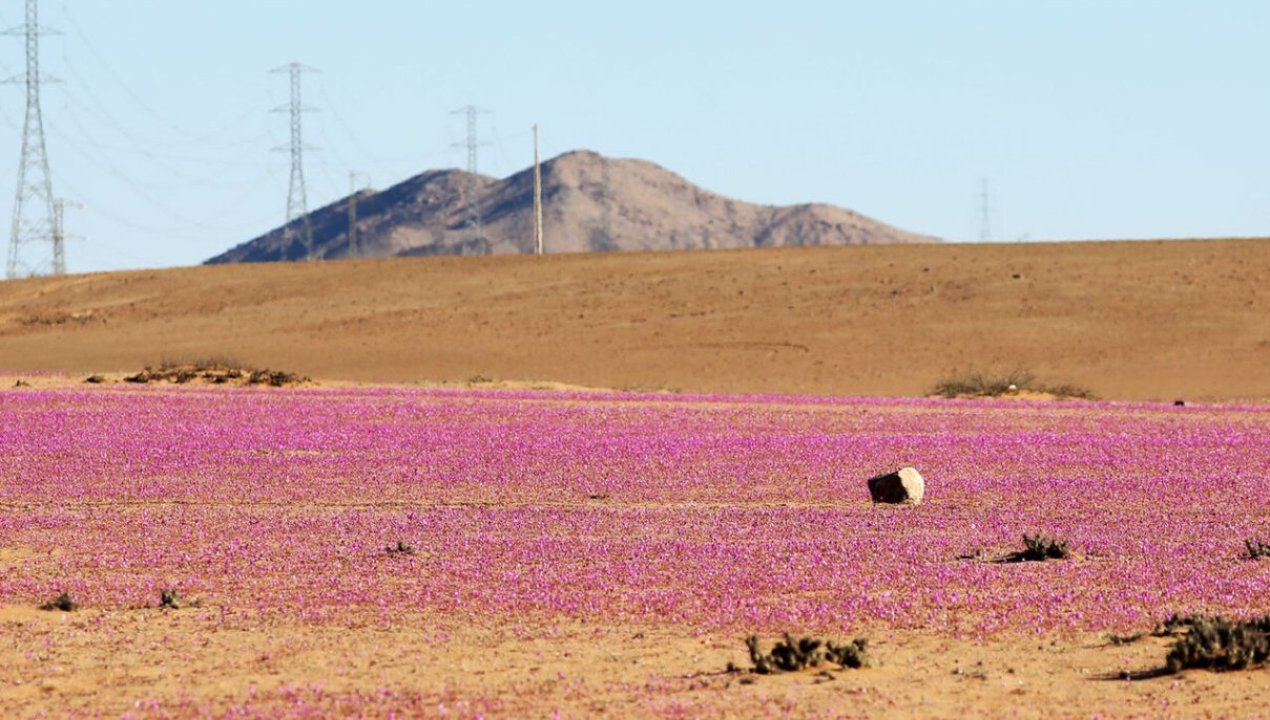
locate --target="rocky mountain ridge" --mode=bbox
[206,150,938,264]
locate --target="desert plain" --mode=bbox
[1,238,1268,719]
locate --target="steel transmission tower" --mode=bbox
[451,104,490,251]
[5,0,60,279]
[272,62,316,260]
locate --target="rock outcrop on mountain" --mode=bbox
[206,150,938,264]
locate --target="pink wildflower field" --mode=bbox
[1,385,1268,717]
[3,386,1266,632]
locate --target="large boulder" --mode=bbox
[867,467,925,505]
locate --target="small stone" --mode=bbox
[867,467,925,505]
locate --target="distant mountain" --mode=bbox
[206,150,938,264]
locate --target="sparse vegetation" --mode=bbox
[21,309,99,327]
[1244,538,1270,560]
[159,588,183,609]
[385,541,418,556]
[1154,612,1199,636]
[40,592,78,612]
[157,356,244,372]
[245,369,307,387]
[934,369,1095,399]
[1000,534,1071,563]
[1108,631,1145,646]
[1162,615,1270,673]
[125,361,307,387]
[744,633,875,674]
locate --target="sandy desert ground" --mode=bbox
[4,606,1268,719]
[0,238,1267,401]
[1,240,1268,719]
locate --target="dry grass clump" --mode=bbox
[934,369,1094,399]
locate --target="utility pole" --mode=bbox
[451,104,490,252]
[975,176,995,242]
[533,124,543,256]
[272,62,316,260]
[977,177,993,243]
[5,0,60,279]
[347,172,358,258]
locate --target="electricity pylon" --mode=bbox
[451,104,490,251]
[272,62,316,260]
[5,0,60,279]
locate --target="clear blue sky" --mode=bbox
[1,1,1267,273]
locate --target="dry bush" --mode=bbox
[934,369,1094,399]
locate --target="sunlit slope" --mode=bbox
[1,239,1266,401]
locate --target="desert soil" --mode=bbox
[0,239,1267,402]
[3,604,1265,719]
[2,240,1268,718]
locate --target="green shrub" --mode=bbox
[160,588,183,609]
[1244,538,1270,560]
[934,369,1094,399]
[745,633,875,674]
[1164,615,1270,673]
[40,592,78,612]
[1000,534,1071,562]
[1108,631,1145,646]
[385,540,417,556]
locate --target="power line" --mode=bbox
[4,0,61,278]
[272,62,316,260]
[57,4,267,151]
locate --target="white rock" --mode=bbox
[867,467,925,505]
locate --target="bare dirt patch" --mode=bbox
[1,239,1267,402]
[0,607,1264,718]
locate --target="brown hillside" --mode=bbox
[2,239,1268,402]
[207,150,937,263]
